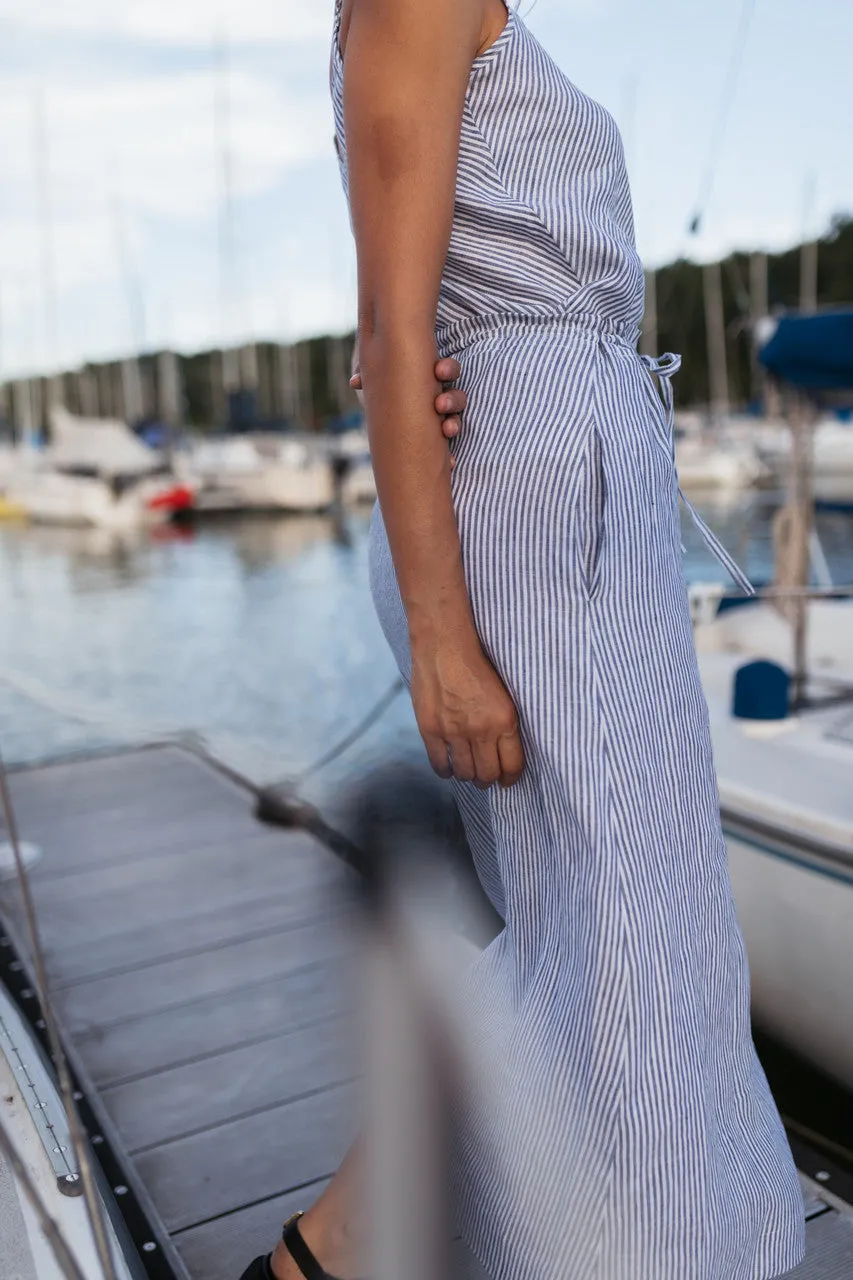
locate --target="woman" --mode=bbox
[242,0,806,1277]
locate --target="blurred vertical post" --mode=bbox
[799,243,818,315]
[276,342,298,425]
[78,367,100,418]
[788,392,813,709]
[120,359,145,424]
[748,252,768,405]
[640,269,658,358]
[157,351,184,427]
[327,336,355,419]
[239,343,259,394]
[297,341,314,431]
[799,175,818,314]
[29,379,43,443]
[703,260,729,423]
[366,930,450,1280]
[772,387,813,709]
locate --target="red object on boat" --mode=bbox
[146,485,195,513]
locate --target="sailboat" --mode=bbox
[7,406,195,529]
[674,427,770,491]
[693,308,853,1092]
[179,431,335,515]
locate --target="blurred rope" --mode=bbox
[0,662,407,788]
[295,677,405,785]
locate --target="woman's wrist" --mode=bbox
[407,600,481,658]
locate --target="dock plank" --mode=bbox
[19,835,343,962]
[174,1183,330,1280]
[134,1082,356,1232]
[104,1015,353,1153]
[77,960,349,1088]
[790,1208,853,1277]
[46,882,347,986]
[174,1188,487,1280]
[53,916,350,1034]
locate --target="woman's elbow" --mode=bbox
[357,304,437,367]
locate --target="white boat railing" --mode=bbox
[0,747,121,1280]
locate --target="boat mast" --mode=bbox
[640,268,658,358]
[111,183,147,423]
[215,32,241,401]
[34,90,62,420]
[748,252,768,405]
[703,260,730,424]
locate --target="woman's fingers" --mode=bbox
[423,733,453,780]
[436,389,466,415]
[353,358,464,438]
[427,730,522,787]
[497,726,525,788]
[447,737,476,783]
[435,357,462,383]
[436,360,466,442]
[436,387,467,438]
[471,738,502,790]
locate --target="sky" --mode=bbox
[0,0,851,378]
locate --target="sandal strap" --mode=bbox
[282,1213,344,1280]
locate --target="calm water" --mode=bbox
[1,497,852,780]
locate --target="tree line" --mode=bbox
[654,214,853,407]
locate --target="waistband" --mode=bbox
[435,309,642,357]
[435,311,754,596]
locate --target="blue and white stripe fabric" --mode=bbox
[331,3,806,1277]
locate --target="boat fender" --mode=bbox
[732,660,790,722]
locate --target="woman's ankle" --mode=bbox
[269,1209,360,1280]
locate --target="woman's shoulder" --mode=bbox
[335,0,498,68]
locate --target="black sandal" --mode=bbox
[238,1211,347,1280]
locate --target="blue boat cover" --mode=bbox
[759,309,853,392]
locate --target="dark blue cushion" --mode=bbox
[732,661,790,721]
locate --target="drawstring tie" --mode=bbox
[641,353,755,596]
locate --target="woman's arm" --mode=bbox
[343,0,523,788]
[350,348,468,446]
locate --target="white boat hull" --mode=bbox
[1,984,137,1280]
[182,436,335,514]
[5,410,195,529]
[727,825,853,1090]
[697,602,853,1090]
[341,461,377,504]
[675,438,768,491]
[9,469,184,530]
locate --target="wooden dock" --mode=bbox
[0,745,359,1280]
[1,743,852,1279]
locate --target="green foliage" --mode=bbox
[655,214,853,406]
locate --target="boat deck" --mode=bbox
[1,745,852,1279]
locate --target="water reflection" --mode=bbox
[0,500,851,773]
[215,513,350,573]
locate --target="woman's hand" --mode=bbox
[411,635,524,789]
[351,354,466,445]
